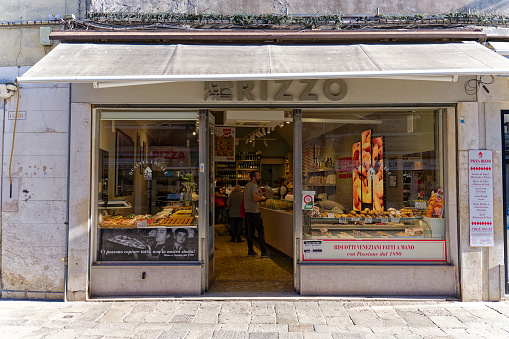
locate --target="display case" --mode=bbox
[95,117,201,263]
[304,215,431,240]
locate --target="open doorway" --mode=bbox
[208,111,295,293]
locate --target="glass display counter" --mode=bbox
[304,216,431,240]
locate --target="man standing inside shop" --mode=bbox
[244,170,272,257]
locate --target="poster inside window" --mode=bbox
[301,110,446,262]
[96,117,199,262]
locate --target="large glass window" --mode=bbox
[95,115,200,262]
[301,110,447,263]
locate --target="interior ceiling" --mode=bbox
[234,124,293,146]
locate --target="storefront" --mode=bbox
[17,40,509,300]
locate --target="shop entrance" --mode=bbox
[502,111,509,294]
[207,110,295,294]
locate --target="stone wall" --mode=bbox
[88,0,509,15]
[0,66,69,300]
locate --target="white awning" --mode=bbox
[488,42,509,56]
[17,42,509,86]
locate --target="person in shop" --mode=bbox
[227,184,244,243]
[172,228,190,251]
[215,180,227,224]
[275,177,288,200]
[146,228,172,260]
[244,170,273,258]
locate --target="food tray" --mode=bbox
[159,217,194,226]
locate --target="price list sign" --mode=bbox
[469,150,494,247]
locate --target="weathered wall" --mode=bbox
[0,66,69,300]
[89,0,509,15]
[0,0,79,67]
[0,0,82,21]
[457,99,506,301]
[0,27,58,67]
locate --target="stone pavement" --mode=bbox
[1,298,509,338]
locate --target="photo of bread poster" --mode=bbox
[352,142,362,211]
[361,129,372,204]
[372,136,384,212]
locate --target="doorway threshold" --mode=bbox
[88,293,456,302]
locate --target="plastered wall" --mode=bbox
[457,99,506,301]
[0,0,81,21]
[0,66,69,300]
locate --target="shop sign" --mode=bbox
[335,157,353,179]
[99,227,198,261]
[151,147,191,169]
[302,239,447,261]
[302,191,315,210]
[204,79,348,102]
[468,150,494,247]
[303,240,323,254]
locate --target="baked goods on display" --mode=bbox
[352,142,362,211]
[361,129,373,204]
[313,207,416,221]
[262,199,293,211]
[159,217,194,226]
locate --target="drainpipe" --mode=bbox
[63,83,72,301]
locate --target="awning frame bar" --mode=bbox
[18,69,503,84]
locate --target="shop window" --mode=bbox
[95,116,199,262]
[301,110,447,263]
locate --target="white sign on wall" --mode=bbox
[302,239,447,261]
[468,150,494,247]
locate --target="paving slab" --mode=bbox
[212,331,249,339]
[97,303,137,323]
[194,309,220,323]
[157,330,189,339]
[250,314,276,323]
[296,309,327,325]
[220,323,249,331]
[249,332,279,339]
[276,313,299,324]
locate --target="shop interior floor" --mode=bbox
[208,225,294,293]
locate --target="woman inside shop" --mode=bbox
[275,177,288,200]
[227,185,244,243]
[215,180,227,224]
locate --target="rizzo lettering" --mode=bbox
[204,79,348,102]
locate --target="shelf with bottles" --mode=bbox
[236,160,261,170]
[237,172,254,180]
[235,151,261,161]
[285,152,293,176]
[306,169,336,186]
[306,169,336,173]
[216,161,236,170]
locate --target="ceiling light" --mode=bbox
[262,128,266,136]
[286,121,290,124]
